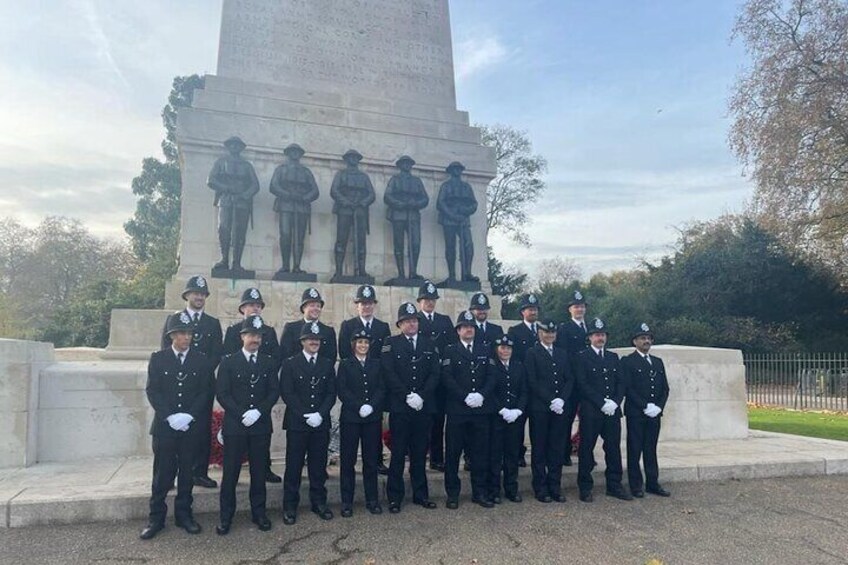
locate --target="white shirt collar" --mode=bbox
[572,318,585,326]
[461,340,474,349]
[186,307,202,319]
[405,333,417,344]
[242,348,257,362]
[302,350,317,363]
[355,355,367,364]
[359,316,373,326]
[172,346,188,358]
[524,320,536,331]
[592,346,604,356]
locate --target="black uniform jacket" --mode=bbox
[216,351,280,436]
[621,351,670,419]
[554,319,588,356]
[223,322,281,370]
[524,343,574,413]
[279,319,338,362]
[338,317,392,360]
[489,357,528,413]
[160,310,224,369]
[506,322,539,363]
[416,310,455,355]
[440,342,495,415]
[336,356,385,424]
[380,334,440,414]
[146,348,214,437]
[575,348,624,418]
[472,321,504,356]
[279,353,336,431]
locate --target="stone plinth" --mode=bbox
[0,339,55,468]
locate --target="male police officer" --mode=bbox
[381,302,441,513]
[441,311,495,509]
[575,318,632,502]
[160,275,223,489]
[507,293,541,467]
[215,315,279,535]
[555,290,589,466]
[338,284,391,360]
[622,323,671,498]
[416,280,455,472]
[141,312,214,540]
[469,292,504,356]
[279,287,338,362]
[279,322,337,525]
[524,320,573,503]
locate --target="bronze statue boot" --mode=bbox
[213,258,229,270]
[356,256,370,278]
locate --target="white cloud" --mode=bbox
[454,35,510,80]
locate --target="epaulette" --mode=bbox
[382,344,392,353]
[489,358,496,365]
[441,358,451,366]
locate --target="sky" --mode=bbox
[0,0,752,279]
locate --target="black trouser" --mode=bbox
[148,433,197,526]
[429,411,446,465]
[563,394,580,458]
[488,414,523,498]
[577,413,624,493]
[192,402,213,479]
[283,428,330,512]
[218,206,250,265]
[387,412,431,504]
[442,224,474,279]
[278,211,308,271]
[220,434,270,523]
[529,410,566,498]
[626,416,662,491]
[340,420,382,505]
[445,413,489,500]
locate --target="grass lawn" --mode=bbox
[748,405,848,441]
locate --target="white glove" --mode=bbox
[465,392,484,408]
[359,404,374,418]
[167,413,193,431]
[505,409,522,424]
[241,409,261,427]
[602,399,618,416]
[406,393,424,411]
[499,408,510,422]
[510,409,523,422]
[304,412,323,428]
[644,403,662,418]
[550,398,564,414]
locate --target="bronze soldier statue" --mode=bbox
[207,136,260,278]
[436,161,479,287]
[269,143,320,280]
[384,155,429,284]
[330,149,376,282]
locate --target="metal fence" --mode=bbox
[745,353,848,412]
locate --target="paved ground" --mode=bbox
[1,475,846,565]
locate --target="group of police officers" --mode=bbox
[140,275,671,540]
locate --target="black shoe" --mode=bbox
[505,493,522,503]
[193,476,218,489]
[429,462,445,472]
[632,489,645,498]
[518,457,527,468]
[563,455,573,467]
[446,499,459,509]
[139,523,164,540]
[252,516,272,531]
[282,512,297,525]
[311,505,334,520]
[413,499,437,509]
[646,485,671,497]
[579,492,594,503]
[536,495,552,503]
[175,517,201,534]
[388,502,401,514]
[551,494,567,503]
[215,523,231,536]
[341,505,353,518]
[366,503,383,515]
[377,463,389,476]
[265,470,282,483]
[491,496,502,505]
[472,497,494,508]
[606,489,634,501]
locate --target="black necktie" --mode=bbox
[365,321,371,331]
[177,352,184,364]
[409,337,415,349]
[467,344,473,353]
[598,349,604,359]
[580,321,586,332]
[427,314,432,322]
[192,312,199,323]
[250,354,256,365]
[531,323,536,334]
[548,347,554,356]
[309,356,316,366]
[645,355,652,365]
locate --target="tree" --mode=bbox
[536,256,581,288]
[729,0,848,277]
[487,246,528,319]
[478,123,548,245]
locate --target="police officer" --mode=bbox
[338,285,391,360]
[279,322,337,525]
[141,312,214,540]
[441,310,495,509]
[223,287,282,483]
[487,335,527,504]
[381,302,441,513]
[279,287,338,362]
[469,292,504,356]
[337,329,386,517]
[622,323,671,498]
[416,280,455,472]
[160,275,223,489]
[215,315,279,535]
[555,290,589,466]
[525,320,573,503]
[507,293,541,467]
[575,318,632,502]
